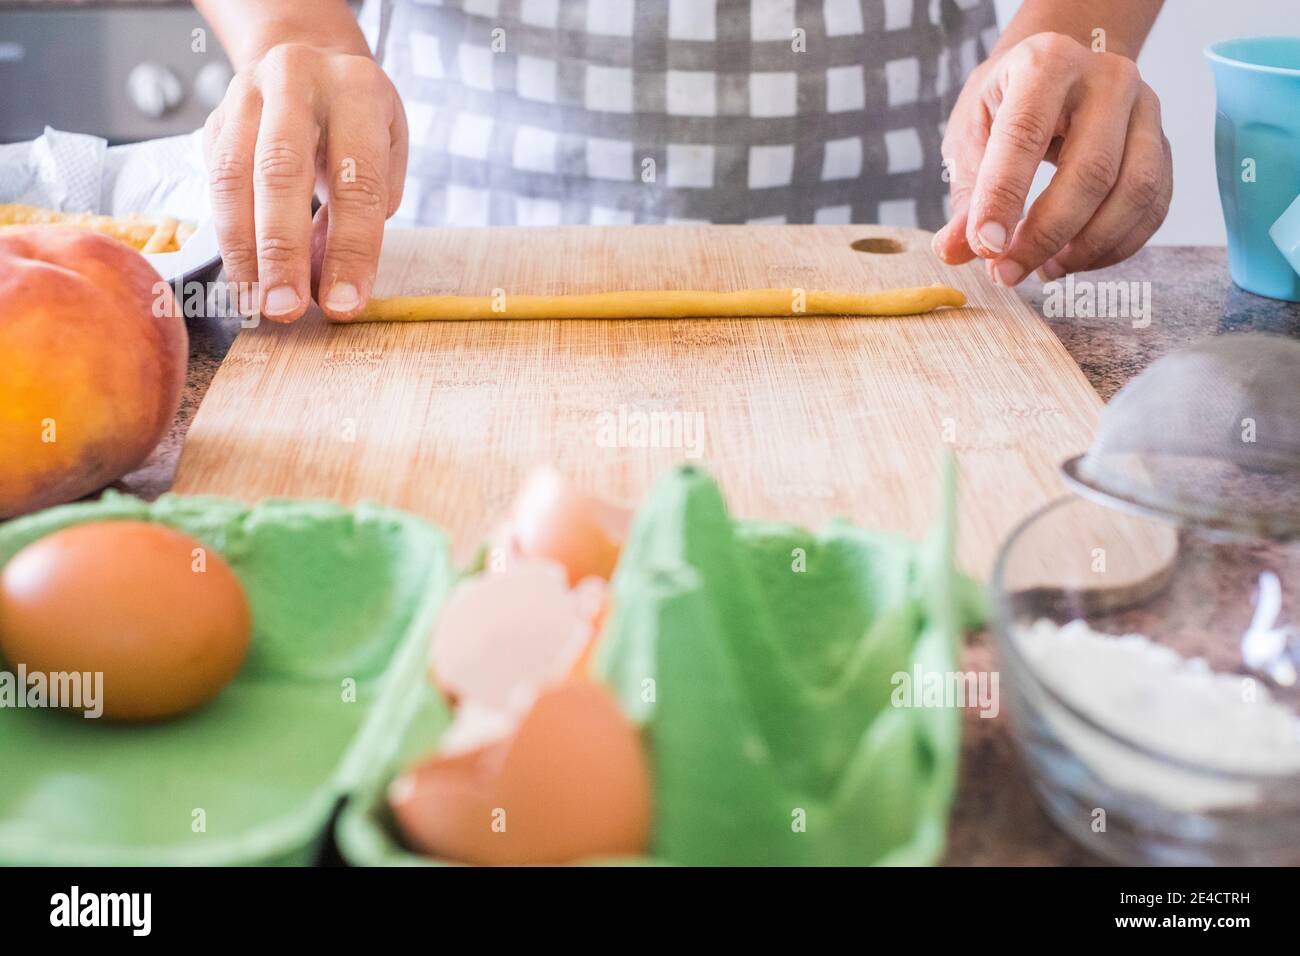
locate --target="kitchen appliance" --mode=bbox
[0,4,232,144]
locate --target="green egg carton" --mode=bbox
[338,462,982,866]
[0,491,451,866]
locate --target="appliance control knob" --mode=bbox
[195,61,234,109]
[127,62,184,119]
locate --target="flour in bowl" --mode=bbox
[1015,619,1300,810]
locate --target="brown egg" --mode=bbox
[0,520,252,721]
[390,679,652,865]
[507,467,630,585]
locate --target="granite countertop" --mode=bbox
[116,245,1300,866]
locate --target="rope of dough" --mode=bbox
[342,286,966,322]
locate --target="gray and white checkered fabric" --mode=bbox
[368,0,998,227]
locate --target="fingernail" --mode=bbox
[324,281,360,313]
[994,259,1025,287]
[265,286,300,316]
[1040,259,1066,281]
[977,221,1007,255]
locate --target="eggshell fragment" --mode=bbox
[437,700,518,757]
[568,589,611,680]
[429,561,605,715]
[507,467,631,584]
[389,679,652,865]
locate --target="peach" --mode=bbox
[0,227,186,517]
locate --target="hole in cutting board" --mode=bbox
[850,237,905,254]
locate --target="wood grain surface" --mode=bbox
[173,224,1112,578]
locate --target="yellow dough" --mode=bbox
[343,286,966,323]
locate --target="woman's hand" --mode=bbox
[934,31,1172,286]
[202,43,408,321]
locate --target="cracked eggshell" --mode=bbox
[428,560,606,713]
[388,679,652,865]
[507,467,631,585]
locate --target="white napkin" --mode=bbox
[1,127,215,281]
[0,126,210,221]
[0,128,106,212]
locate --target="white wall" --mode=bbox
[993,0,1300,245]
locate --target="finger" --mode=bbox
[1087,133,1173,270]
[202,103,224,156]
[1041,90,1171,277]
[205,79,261,314]
[965,45,1072,259]
[386,97,410,217]
[317,88,393,318]
[252,75,319,321]
[992,62,1140,285]
[933,209,978,265]
[934,120,987,264]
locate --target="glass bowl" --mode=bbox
[991,495,1300,865]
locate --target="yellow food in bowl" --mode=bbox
[0,203,194,253]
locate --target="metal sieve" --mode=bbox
[1061,334,1300,541]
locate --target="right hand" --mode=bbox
[203,43,409,321]
[933,32,1171,286]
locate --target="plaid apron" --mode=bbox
[363,0,998,227]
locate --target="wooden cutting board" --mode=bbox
[173,224,1108,578]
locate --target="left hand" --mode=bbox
[933,32,1173,286]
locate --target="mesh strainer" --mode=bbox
[1061,334,1300,540]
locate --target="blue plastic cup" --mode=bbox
[1206,37,1300,302]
